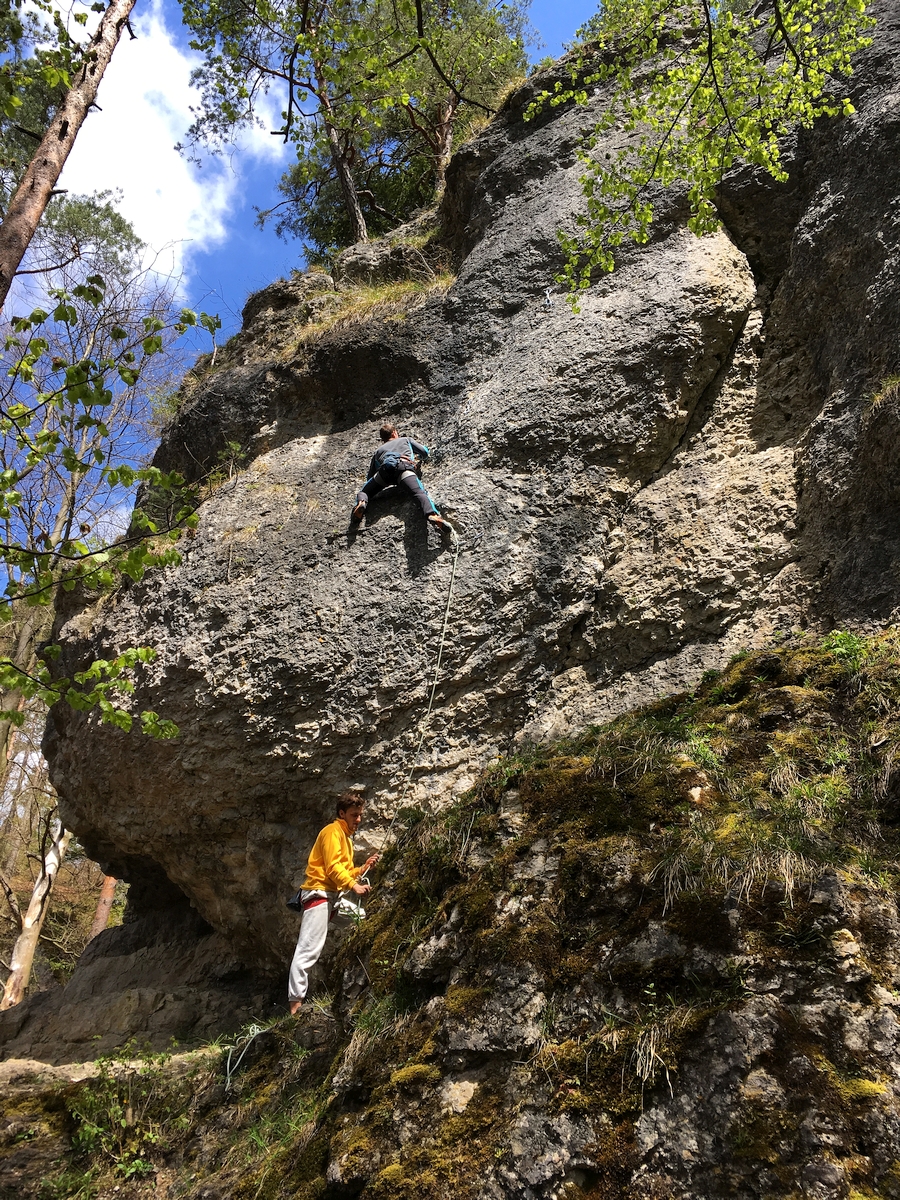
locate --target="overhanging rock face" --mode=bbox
[41,5,900,973]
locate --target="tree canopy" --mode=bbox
[181,0,528,259]
[532,0,875,296]
[0,0,83,127]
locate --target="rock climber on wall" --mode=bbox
[351,424,454,536]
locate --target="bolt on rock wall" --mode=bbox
[40,4,900,983]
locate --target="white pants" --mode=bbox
[288,890,337,1002]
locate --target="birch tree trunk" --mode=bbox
[0,815,71,1010]
[89,873,117,940]
[0,0,137,311]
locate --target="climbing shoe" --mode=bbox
[351,501,367,523]
[427,514,454,537]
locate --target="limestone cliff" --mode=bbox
[1,0,899,1085]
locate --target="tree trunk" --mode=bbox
[314,64,368,246]
[0,815,71,1010]
[0,607,54,796]
[433,92,460,193]
[0,0,137,312]
[88,873,117,940]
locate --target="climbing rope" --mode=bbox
[224,1022,267,1092]
[380,525,462,850]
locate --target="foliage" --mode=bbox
[66,1042,190,1179]
[0,0,88,127]
[0,275,207,736]
[22,191,146,284]
[821,628,867,672]
[871,375,900,410]
[263,0,527,260]
[263,110,436,263]
[528,0,874,299]
[181,0,528,255]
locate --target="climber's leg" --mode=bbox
[399,469,439,518]
[288,892,333,1006]
[352,472,388,521]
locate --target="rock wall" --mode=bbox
[28,2,900,985]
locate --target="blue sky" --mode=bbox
[59,0,597,340]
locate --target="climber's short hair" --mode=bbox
[379,424,398,442]
[336,791,365,816]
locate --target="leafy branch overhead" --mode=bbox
[531,0,874,295]
[0,277,213,740]
[0,0,97,125]
[180,0,528,260]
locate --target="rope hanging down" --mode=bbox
[381,526,462,849]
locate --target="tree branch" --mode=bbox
[14,250,84,278]
[701,0,746,150]
[771,0,805,71]
[0,872,22,928]
[421,42,496,114]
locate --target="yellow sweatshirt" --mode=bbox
[302,818,363,892]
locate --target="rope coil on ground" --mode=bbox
[224,1022,267,1092]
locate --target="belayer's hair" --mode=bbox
[379,424,398,442]
[336,791,365,815]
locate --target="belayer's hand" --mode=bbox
[363,853,380,871]
[352,882,371,895]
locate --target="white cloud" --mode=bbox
[59,0,288,289]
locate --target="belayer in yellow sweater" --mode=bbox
[288,794,378,1014]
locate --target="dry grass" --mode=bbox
[650,816,819,912]
[288,273,455,354]
[871,376,900,409]
[174,269,456,395]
